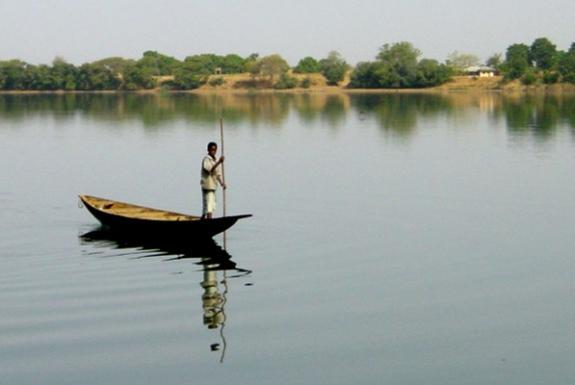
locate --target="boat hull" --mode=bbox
[80,195,251,240]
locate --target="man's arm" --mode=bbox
[215,158,226,189]
[210,156,225,173]
[217,175,227,189]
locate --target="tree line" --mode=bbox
[0,51,255,91]
[0,50,351,91]
[1,37,574,91]
[496,37,575,85]
[348,42,452,88]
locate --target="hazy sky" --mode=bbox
[1,0,573,66]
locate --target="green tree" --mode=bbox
[220,54,246,73]
[51,57,78,90]
[294,56,320,73]
[91,57,135,75]
[182,53,248,74]
[184,54,218,75]
[349,62,383,88]
[26,65,55,90]
[138,51,180,75]
[319,51,347,85]
[415,59,452,87]
[172,62,207,89]
[349,42,451,89]
[376,42,420,87]
[250,54,290,82]
[529,37,557,70]
[76,63,121,90]
[183,53,247,74]
[0,60,29,90]
[378,42,420,66]
[557,43,575,83]
[446,51,480,73]
[245,53,259,65]
[486,53,503,70]
[521,68,538,85]
[274,73,298,89]
[504,43,530,79]
[121,62,156,90]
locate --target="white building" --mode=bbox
[465,66,497,77]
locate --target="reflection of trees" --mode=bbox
[351,93,575,140]
[292,93,348,127]
[565,97,575,133]
[2,93,575,139]
[243,94,290,126]
[351,94,455,137]
[292,94,318,123]
[0,93,291,128]
[491,94,575,140]
[321,95,348,127]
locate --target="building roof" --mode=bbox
[465,65,496,73]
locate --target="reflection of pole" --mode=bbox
[200,258,228,362]
[219,271,229,363]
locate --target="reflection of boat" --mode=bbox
[80,227,239,269]
[79,195,252,239]
[80,227,249,362]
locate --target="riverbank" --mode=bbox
[2,75,575,94]
[191,73,575,94]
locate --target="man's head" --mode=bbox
[207,142,218,156]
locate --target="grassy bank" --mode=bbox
[3,74,575,94]
[185,74,575,94]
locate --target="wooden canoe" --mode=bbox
[79,195,251,239]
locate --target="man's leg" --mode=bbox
[203,190,216,220]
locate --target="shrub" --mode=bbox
[300,77,312,88]
[208,76,225,87]
[521,69,538,85]
[274,73,297,89]
[543,71,559,84]
[563,73,575,84]
[172,67,206,89]
[319,51,347,85]
[349,62,383,88]
[251,54,290,82]
[294,57,320,73]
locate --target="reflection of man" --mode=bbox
[201,268,224,329]
[200,142,226,219]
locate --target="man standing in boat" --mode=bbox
[201,142,226,219]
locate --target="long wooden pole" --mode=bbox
[219,117,226,218]
[219,117,227,249]
[219,113,228,349]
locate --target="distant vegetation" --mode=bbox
[349,42,452,88]
[1,37,575,91]
[498,38,575,85]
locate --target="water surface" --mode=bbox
[1,92,574,385]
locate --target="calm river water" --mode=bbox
[1,93,574,385]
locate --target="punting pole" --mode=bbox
[219,117,227,249]
[219,117,226,218]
